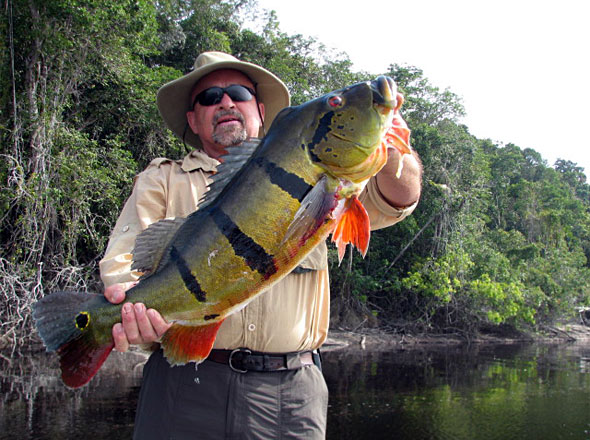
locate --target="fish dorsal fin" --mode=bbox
[131,217,186,275]
[198,138,261,210]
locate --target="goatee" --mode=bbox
[212,110,248,146]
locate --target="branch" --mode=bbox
[378,212,437,283]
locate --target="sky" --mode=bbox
[253,0,590,174]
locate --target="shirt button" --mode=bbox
[122,225,129,232]
[247,323,256,332]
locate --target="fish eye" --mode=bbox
[328,95,343,107]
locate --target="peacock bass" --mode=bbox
[33,76,412,388]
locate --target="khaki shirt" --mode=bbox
[99,149,416,352]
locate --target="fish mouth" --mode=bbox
[371,76,397,110]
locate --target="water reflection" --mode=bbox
[324,344,590,440]
[1,343,589,439]
[0,350,145,440]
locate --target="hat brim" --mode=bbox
[157,59,290,149]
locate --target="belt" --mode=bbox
[207,348,315,373]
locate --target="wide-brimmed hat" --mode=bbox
[157,51,290,149]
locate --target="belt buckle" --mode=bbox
[229,348,251,373]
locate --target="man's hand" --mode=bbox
[105,283,172,352]
[375,148,422,208]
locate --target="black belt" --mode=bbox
[207,348,317,373]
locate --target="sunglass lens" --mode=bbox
[225,85,254,102]
[196,85,255,106]
[198,88,224,106]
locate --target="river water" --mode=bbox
[1,342,589,439]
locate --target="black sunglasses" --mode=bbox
[192,84,256,107]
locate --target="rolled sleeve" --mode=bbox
[99,165,169,287]
[359,177,418,231]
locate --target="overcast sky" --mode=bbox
[254,0,590,175]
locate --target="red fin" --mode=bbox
[283,175,339,248]
[160,319,225,366]
[331,196,371,263]
[57,337,114,388]
[384,111,412,156]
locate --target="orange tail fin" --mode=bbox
[331,196,371,263]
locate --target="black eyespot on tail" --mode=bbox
[75,312,90,330]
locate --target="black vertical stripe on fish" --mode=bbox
[170,246,206,302]
[210,207,277,278]
[306,111,334,162]
[252,156,312,202]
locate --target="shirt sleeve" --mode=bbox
[99,164,169,288]
[359,176,418,231]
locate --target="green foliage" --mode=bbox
[2,0,590,347]
[51,128,136,265]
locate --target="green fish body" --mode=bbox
[33,76,408,388]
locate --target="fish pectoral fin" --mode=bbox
[331,195,371,264]
[282,175,339,247]
[160,319,225,366]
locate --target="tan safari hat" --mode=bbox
[156,51,290,149]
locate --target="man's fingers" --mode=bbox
[112,323,130,352]
[134,303,158,342]
[121,302,142,344]
[105,284,126,304]
[147,309,173,338]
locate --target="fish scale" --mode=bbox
[32,76,412,388]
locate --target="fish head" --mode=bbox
[304,76,400,178]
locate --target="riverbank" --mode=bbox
[2,323,589,397]
[322,323,590,352]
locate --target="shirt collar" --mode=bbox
[181,149,220,173]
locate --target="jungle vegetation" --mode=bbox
[2,0,589,349]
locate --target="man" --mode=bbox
[100,51,422,439]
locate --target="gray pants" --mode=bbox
[133,350,328,439]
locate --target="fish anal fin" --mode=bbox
[331,196,371,263]
[160,319,225,366]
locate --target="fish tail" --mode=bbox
[33,291,114,388]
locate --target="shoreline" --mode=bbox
[5,323,590,355]
[322,324,590,352]
[3,324,590,356]
[1,324,589,392]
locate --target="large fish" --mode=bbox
[33,76,412,388]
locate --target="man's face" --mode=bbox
[186,69,265,159]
